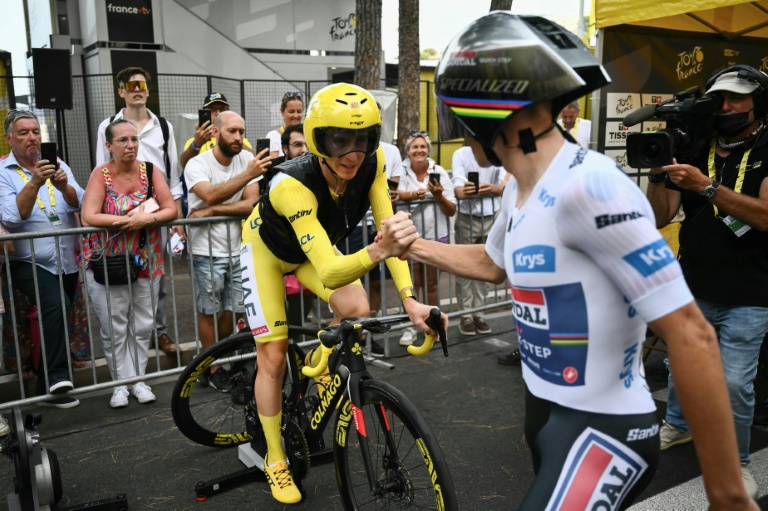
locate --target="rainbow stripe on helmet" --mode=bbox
[438,95,531,119]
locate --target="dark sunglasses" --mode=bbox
[122,80,148,92]
[409,130,430,138]
[282,92,303,102]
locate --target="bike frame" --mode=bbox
[284,323,390,494]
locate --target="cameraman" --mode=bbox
[646,66,768,499]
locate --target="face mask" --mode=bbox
[716,110,753,136]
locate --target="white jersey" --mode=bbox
[486,142,693,415]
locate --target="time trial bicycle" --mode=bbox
[171,308,457,510]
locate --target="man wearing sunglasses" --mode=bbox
[95,66,184,357]
[240,83,444,505]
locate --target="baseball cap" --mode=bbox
[203,92,229,107]
[706,71,760,95]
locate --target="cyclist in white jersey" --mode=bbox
[401,13,757,511]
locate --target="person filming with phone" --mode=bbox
[180,92,255,170]
[396,130,456,346]
[0,110,85,409]
[184,111,271,391]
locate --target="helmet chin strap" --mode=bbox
[321,157,347,193]
[499,123,557,154]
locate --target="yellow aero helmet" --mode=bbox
[305,83,382,158]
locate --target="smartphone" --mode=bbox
[198,109,212,128]
[40,142,58,170]
[256,137,271,155]
[429,172,441,186]
[467,171,480,191]
[387,178,399,191]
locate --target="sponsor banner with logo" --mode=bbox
[106,0,154,43]
[597,25,768,165]
[604,121,641,148]
[175,0,356,51]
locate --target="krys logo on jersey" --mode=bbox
[622,238,676,278]
[513,245,555,273]
[511,283,589,386]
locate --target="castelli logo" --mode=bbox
[676,46,704,81]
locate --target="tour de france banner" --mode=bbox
[597,25,768,181]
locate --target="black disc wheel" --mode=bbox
[171,331,257,447]
[334,380,457,510]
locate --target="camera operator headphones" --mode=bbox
[706,64,768,119]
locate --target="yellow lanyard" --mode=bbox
[15,166,56,214]
[707,140,750,217]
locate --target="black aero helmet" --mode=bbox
[435,13,610,151]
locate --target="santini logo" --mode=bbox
[513,245,555,273]
[623,239,675,277]
[288,209,311,222]
[107,4,151,14]
[595,211,643,229]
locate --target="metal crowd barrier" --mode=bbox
[0,201,512,410]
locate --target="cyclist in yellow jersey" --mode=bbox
[240,83,445,505]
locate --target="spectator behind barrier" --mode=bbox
[81,119,178,409]
[96,66,184,357]
[396,131,456,346]
[646,65,768,499]
[184,111,268,391]
[557,99,592,149]
[266,92,304,158]
[180,92,254,171]
[451,144,508,338]
[0,109,85,409]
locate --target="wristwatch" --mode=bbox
[702,181,719,199]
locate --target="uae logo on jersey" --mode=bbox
[546,428,649,511]
[511,283,589,386]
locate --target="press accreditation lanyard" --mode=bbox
[571,118,579,139]
[707,140,751,236]
[14,165,61,227]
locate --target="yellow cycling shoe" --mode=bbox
[264,454,302,504]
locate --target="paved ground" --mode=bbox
[1,313,768,510]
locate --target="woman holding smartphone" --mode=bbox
[80,118,177,409]
[397,130,456,346]
[266,91,304,158]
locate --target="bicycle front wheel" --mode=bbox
[171,330,257,448]
[334,379,457,510]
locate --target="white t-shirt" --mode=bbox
[185,150,259,257]
[267,129,284,157]
[398,158,455,240]
[557,117,592,149]
[381,142,403,179]
[451,146,505,217]
[485,142,693,415]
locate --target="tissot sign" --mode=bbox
[106,0,155,43]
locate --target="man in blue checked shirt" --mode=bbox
[0,109,84,408]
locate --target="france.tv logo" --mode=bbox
[107,4,151,14]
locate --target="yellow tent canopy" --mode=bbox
[593,0,768,38]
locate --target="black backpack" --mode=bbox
[110,114,171,180]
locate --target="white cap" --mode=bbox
[706,71,760,95]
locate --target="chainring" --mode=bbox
[284,418,310,481]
